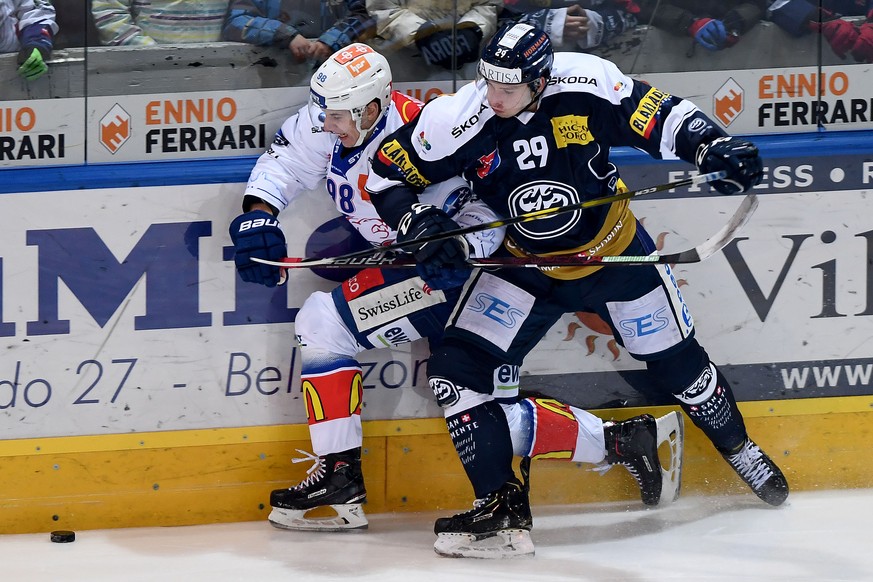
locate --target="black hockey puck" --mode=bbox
[50,530,76,543]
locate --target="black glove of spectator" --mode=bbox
[17,23,53,80]
[229,210,287,287]
[396,204,472,290]
[415,23,483,70]
[695,137,763,195]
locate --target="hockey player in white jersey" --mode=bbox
[228,43,684,542]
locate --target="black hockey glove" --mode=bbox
[229,210,287,287]
[696,136,763,195]
[396,204,472,290]
[415,23,482,70]
[454,26,483,66]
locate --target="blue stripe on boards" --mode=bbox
[1,130,871,195]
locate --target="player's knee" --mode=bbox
[646,339,710,394]
[297,291,359,356]
[428,341,499,391]
[429,375,494,418]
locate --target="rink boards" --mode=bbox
[1,127,873,532]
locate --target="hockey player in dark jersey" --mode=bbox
[366,22,789,557]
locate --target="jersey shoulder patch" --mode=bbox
[391,91,424,123]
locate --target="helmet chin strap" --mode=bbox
[351,102,389,147]
[505,77,546,119]
[351,109,369,148]
[519,77,547,115]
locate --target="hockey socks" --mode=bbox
[445,399,515,499]
[672,362,746,451]
[510,397,606,463]
[300,351,364,456]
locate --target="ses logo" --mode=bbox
[467,293,526,328]
[714,78,744,128]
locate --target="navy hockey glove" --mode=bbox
[696,136,763,195]
[415,23,482,70]
[229,210,287,287]
[453,26,483,66]
[396,204,472,290]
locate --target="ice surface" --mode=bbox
[5,489,872,582]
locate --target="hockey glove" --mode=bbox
[415,23,482,70]
[17,24,53,81]
[696,137,763,195]
[454,26,483,67]
[851,21,873,63]
[229,210,287,287]
[396,204,472,290]
[576,7,639,49]
[688,18,728,51]
[811,17,860,58]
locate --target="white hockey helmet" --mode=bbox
[310,43,392,147]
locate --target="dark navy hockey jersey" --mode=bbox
[366,51,727,264]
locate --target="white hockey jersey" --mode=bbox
[243,91,505,257]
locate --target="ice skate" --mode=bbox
[602,412,684,506]
[433,458,534,559]
[722,437,789,506]
[268,448,368,531]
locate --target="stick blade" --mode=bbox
[658,193,758,265]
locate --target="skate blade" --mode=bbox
[655,411,685,504]
[268,504,368,532]
[434,530,534,559]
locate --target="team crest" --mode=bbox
[476,149,501,178]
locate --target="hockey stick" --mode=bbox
[253,192,757,270]
[290,170,728,266]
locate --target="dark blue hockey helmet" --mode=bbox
[478,22,553,89]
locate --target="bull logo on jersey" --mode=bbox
[476,149,501,178]
[508,181,581,240]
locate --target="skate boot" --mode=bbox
[268,447,368,531]
[433,458,534,558]
[604,413,682,506]
[721,437,789,506]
